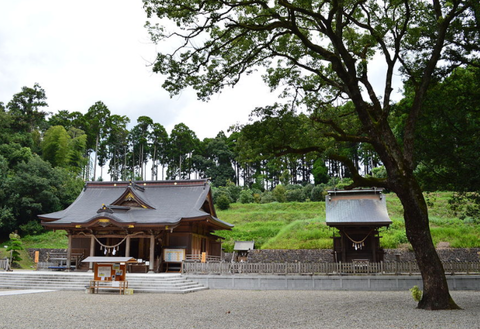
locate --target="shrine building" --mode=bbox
[39,179,233,273]
[326,189,392,263]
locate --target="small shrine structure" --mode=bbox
[326,189,392,262]
[40,179,233,273]
[233,241,255,262]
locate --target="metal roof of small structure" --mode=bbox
[40,179,233,230]
[82,256,137,263]
[234,241,255,251]
[325,189,392,227]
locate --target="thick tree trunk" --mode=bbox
[394,182,460,310]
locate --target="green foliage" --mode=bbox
[263,219,332,249]
[0,154,84,237]
[239,189,254,204]
[19,220,45,236]
[216,192,480,252]
[310,185,327,202]
[312,159,329,185]
[272,185,287,203]
[216,193,231,210]
[410,286,423,302]
[285,188,306,202]
[7,83,48,133]
[6,232,23,263]
[41,125,87,172]
[21,230,68,249]
[225,182,242,203]
[260,192,276,204]
[406,66,480,192]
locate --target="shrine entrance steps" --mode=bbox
[0,271,207,294]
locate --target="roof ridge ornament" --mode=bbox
[97,204,113,214]
[129,180,145,192]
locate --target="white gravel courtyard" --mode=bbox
[0,289,478,328]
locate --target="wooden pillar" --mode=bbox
[149,234,155,273]
[88,235,95,272]
[125,236,131,257]
[66,234,72,272]
[372,230,377,262]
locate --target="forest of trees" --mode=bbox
[1,64,479,238]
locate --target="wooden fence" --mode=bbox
[183,260,480,275]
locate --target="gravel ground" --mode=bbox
[0,290,479,329]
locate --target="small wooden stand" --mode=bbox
[82,256,136,295]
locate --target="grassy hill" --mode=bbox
[216,192,480,252]
[2,192,479,263]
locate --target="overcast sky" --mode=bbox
[1,1,404,142]
[0,0,278,140]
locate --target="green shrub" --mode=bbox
[239,189,254,204]
[216,194,231,210]
[226,183,242,203]
[410,285,422,302]
[6,232,23,263]
[285,189,306,202]
[272,185,287,202]
[19,220,45,236]
[310,185,326,201]
[302,184,314,201]
[260,192,276,203]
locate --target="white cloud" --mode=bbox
[0,0,277,140]
[1,1,402,142]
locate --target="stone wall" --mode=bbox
[225,248,480,263]
[27,248,67,263]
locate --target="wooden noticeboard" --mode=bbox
[163,249,185,263]
[94,263,126,281]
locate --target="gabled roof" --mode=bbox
[325,189,392,227]
[234,241,255,251]
[40,179,233,230]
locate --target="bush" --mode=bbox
[226,183,242,203]
[302,184,314,201]
[310,185,326,201]
[239,189,254,204]
[272,185,287,202]
[216,194,231,210]
[285,189,306,202]
[212,186,232,204]
[260,191,276,203]
[20,220,45,236]
[6,232,23,263]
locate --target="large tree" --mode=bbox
[144,0,479,309]
[7,83,49,134]
[84,101,111,180]
[167,123,199,179]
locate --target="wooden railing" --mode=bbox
[185,254,222,263]
[182,261,480,275]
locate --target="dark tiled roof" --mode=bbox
[325,189,392,227]
[40,180,233,229]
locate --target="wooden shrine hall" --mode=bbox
[39,179,233,273]
[326,189,392,263]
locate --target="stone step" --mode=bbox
[0,272,206,293]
